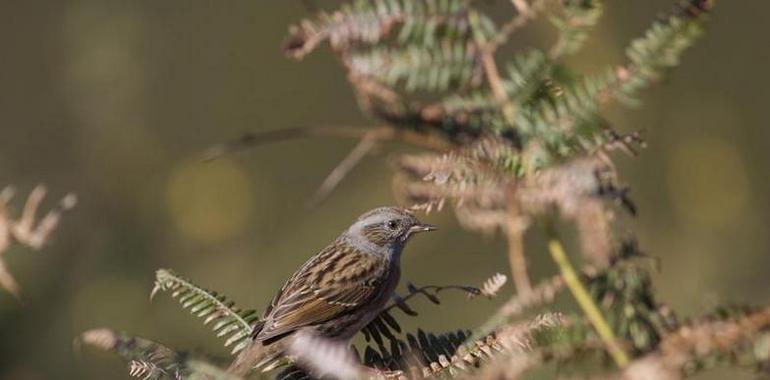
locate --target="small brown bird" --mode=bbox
[228,206,436,376]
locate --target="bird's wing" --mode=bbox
[256,244,388,343]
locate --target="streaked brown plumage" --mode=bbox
[227,207,435,376]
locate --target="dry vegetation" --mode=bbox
[60,0,770,379]
[0,185,76,301]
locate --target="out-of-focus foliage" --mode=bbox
[0,185,76,300]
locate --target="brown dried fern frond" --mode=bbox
[623,306,770,379]
[479,273,507,298]
[395,137,632,266]
[0,185,76,300]
[360,313,562,379]
[393,136,513,235]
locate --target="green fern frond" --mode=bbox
[619,0,712,101]
[588,258,679,355]
[438,49,549,112]
[506,0,711,166]
[285,0,496,60]
[549,0,604,58]
[151,269,259,355]
[564,0,711,111]
[406,49,551,138]
[348,42,482,92]
[77,328,189,380]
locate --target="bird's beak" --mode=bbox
[409,223,437,234]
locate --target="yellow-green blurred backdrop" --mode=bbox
[0,1,768,379]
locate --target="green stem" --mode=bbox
[546,235,629,367]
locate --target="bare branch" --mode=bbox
[490,0,549,52]
[202,125,449,162]
[308,131,379,207]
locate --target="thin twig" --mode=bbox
[202,126,449,161]
[546,230,630,367]
[308,132,379,207]
[489,0,549,52]
[382,284,481,315]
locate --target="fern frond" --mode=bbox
[623,306,770,379]
[522,0,710,164]
[151,269,259,355]
[549,0,604,58]
[347,41,482,92]
[588,254,679,355]
[479,273,507,298]
[619,0,712,101]
[416,49,554,139]
[362,313,562,378]
[285,0,496,59]
[77,328,189,380]
[540,0,712,121]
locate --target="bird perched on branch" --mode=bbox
[227,206,436,376]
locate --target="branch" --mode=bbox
[202,125,449,161]
[489,0,549,52]
[469,11,517,125]
[383,283,483,316]
[308,131,379,207]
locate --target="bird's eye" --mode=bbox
[387,220,398,230]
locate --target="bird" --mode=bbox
[227,206,436,376]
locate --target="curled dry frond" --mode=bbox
[151,269,259,355]
[479,273,507,298]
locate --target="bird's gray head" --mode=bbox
[343,206,436,256]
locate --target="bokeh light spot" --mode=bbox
[166,158,254,242]
[667,137,751,228]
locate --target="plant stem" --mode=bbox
[468,10,517,125]
[504,193,532,295]
[546,235,630,367]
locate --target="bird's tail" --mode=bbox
[227,339,284,377]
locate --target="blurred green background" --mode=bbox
[0,1,768,379]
